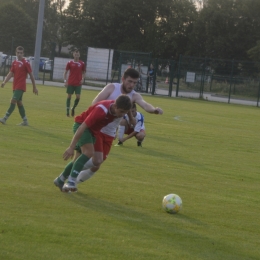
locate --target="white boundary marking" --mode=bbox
[173,116,185,122]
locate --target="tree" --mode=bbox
[247,41,260,61]
[64,0,148,52]
[188,0,260,60]
[0,3,35,55]
[44,0,68,56]
[64,0,198,59]
[156,0,198,58]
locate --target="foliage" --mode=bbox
[188,0,260,60]
[64,0,197,58]
[247,41,260,61]
[44,0,68,56]
[1,0,260,60]
[0,3,35,55]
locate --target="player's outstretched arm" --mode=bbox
[134,93,163,114]
[1,72,13,88]
[119,131,137,143]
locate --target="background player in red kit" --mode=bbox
[55,94,132,192]
[63,49,86,117]
[0,46,38,126]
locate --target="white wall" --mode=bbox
[53,57,71,80]
[0,52,2,67]
[86,47,114,80]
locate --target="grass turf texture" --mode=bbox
[0,83,260,260]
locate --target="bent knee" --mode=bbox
[136,132,146,139]
[92,158,103,167]
[91,165,100,172]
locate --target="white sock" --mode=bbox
[68,175,76,183]
[82,158,96,170]
[76,169,96,183]
[59,174,66,182]
[118,125,125,140]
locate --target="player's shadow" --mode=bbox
[66,191,206,231]
[113,144,204,169]
[60,190,223,258]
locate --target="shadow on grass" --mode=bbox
[113,144,204,169]
[65,191,207,233]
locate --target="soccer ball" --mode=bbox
[162,194,182,214]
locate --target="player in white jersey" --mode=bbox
[54,68,163,190]
[74,68,163,184]
[116,102,146,147]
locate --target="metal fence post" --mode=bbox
[84,46,89,85]
[176,55,182,97]
[118,52,122,82]
[168,60,174,97]
[210,70,213,92]
[43,63,45,85]
[3,61,7,81]
[257,79,260,107]
[145,59,152,93]
[228,59,235,103]
[50,42,55,81]
[105,49,111,85]
[200,57,206,98]
[151,58,158,95]
[10,37,14,67]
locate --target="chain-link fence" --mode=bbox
[175,55,260,105]
[1,47,260,106]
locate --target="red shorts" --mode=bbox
[125,128,145,135]
[125,127,134,135]
[94,132,114,160]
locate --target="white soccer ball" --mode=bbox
[162,194,182,214]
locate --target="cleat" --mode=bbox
[71,108,75,117]
[62,181,77,193]
[66,114,70,117]
[0,118,6,125]
[17,120,29,126]
[54,177,64,191]
[114,141,123,146]
[137,141,142,147]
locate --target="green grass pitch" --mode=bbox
[0,83,259,260]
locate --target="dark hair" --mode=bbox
[16,46,24,52]
[115,95,132,111]
[73,48,79,53]
[123,68,139,79]
[132,102,136,109]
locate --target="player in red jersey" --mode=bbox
[56,94,132,192]
[0,46,38,126]
[63,49,86,117]
[54,68,163,189]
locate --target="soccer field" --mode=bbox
[0,83,259,260]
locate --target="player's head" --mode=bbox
[121,68,139,94]
[113,95,132,117]
[72,49,80,59]
[131,102,137,117]
[16,46,24,60]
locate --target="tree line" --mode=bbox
[0,0,259,62]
